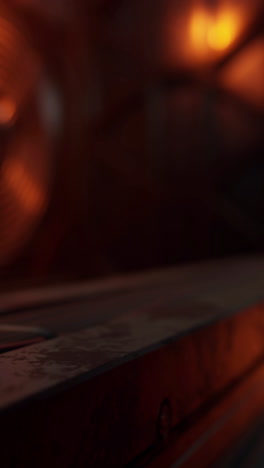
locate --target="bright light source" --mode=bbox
[207,11,238,51]
[189,7,241,58]
[190,9,210,54]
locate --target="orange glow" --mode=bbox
[207,11,239,51]
[0,97,16,125]
[2,159,45,214]
[220,38,264,110]
[162,2,250,70]
[190,9,211,54]
[189,7,241,58]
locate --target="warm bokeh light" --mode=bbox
[190,9,211,54]
[189,7,241,58]
[207,11,239,51]
[2,158,45,214]
[0,97,16,125]
[162,1,253,69]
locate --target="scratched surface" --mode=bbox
[0,301,263,412]
[0,256,264,466]
[1,305,264,467]
[0,255,264,411]
[0,302,221,410]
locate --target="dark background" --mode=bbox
[0,0,263,288]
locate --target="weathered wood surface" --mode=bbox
[0,255,264,467]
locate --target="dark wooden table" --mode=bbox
[0,255,264,467]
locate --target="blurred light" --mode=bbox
[190,9,211,54]
[189,7,241,58]
[207,11,239,51]
[2,158,45,214]
[220,38,264,110]
[161,1,254,70]
[0,6,51,266]
[0,97,16,125]
[0,11,40,123]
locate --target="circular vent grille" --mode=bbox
[0,6,53,266]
